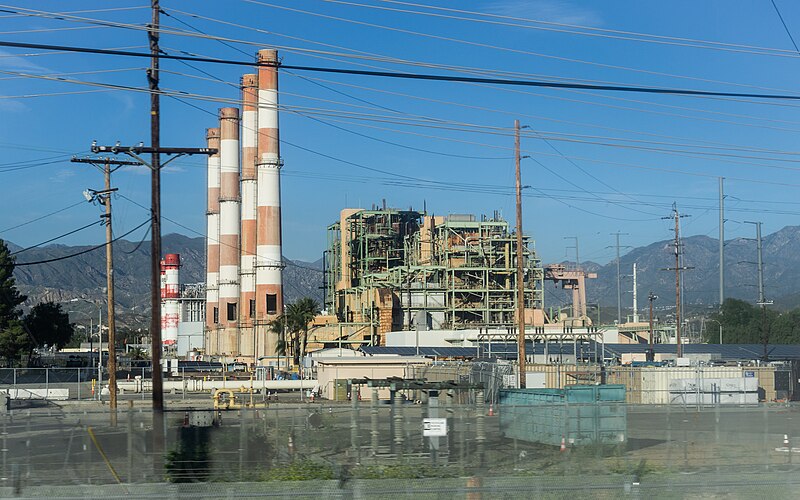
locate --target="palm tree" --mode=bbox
[285,298,320,367]
[268,316,287,371]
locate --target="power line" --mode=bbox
[770,0,800,52]
[4,40,800,101]
[0,199,87,233]
[359,0,800,57]
[13,218,151,266]
[10,219,102,255]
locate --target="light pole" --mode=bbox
[707,318,723,345]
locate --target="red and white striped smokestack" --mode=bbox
[255,49,283,350]
[205,128,220,337]
[218,107,241,354]
[161,253,180,346]
[240,74,258,357]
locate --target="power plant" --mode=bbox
[320,208,545,347]
[204,49,284,363]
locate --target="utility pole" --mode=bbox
[103,159,117,423]
[148,0,163,421]
[610,232,628,325]
[719,177,725,307]
[647,292,657,361]
[662,204,691,358]
[514,119,526,388]
[71,156,138,425]
[744,221,772,360]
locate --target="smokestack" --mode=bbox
[255,49,283,355]
[205,127,220,348]
[218,107,241,355]
[161,253,180,347]
[240,74,258,360]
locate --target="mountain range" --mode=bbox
[7,225,800,328]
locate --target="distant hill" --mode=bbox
[8,225,800,328]
[7,234,323,327]
[585,225,800,313]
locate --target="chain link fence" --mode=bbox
[1,399,800,497]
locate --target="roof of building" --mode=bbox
[361,342,800,360]
[361,346,480,357]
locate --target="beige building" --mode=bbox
[314,357,432,400]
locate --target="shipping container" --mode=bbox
[498,385,627,446]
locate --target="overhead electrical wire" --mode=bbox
[372,0,800,58]
[0,199,87,233]
[13,0,800,125]
[13,218,150,267]
[770,0,800,53]
[170,91,670,222]
[244,0,800,91]
[281,73,792,153]
[0,5,148,19]
[10,0,800,112]
[7,65,800,180]
[160,9,791,218]
[10,219,103,255]
[4,41,800,101]
[168,4,800,112]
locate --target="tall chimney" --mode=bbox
[240,74,258,361]
[205,128,220,352]
[255,49,283,356]
[218,107,241,355]
[161,253,180,347]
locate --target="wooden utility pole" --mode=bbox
[103,160,118,424]
[149,0,163,419]
[514,119,526,388]
[70,156,138,425]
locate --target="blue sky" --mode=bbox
[2,0,800,266]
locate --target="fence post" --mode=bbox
[476,390,486,469]
[393,392,404,456]
[45,367,49,401]
[370,388,379,456]
[127,401,134,483]
[350,387,359,458]
[77,368,81,400]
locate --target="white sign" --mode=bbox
[423,418,448,437]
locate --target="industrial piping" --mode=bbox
[240,74,258,360]
[218,107,242,355]
[205,127,221,352]
[255,49,284,356]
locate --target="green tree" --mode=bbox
[23,301,73,353]
[268,315,287,370]
[285,298,320,367]
[0,240,28,367]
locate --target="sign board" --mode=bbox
[744,371,755,378]
[423,418,448,437]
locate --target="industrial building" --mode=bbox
[316,207,545,347]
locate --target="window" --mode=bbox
[249,299,256,318]
[227,302,237,321]
[213,307,219,324]
[266,294,278,315]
